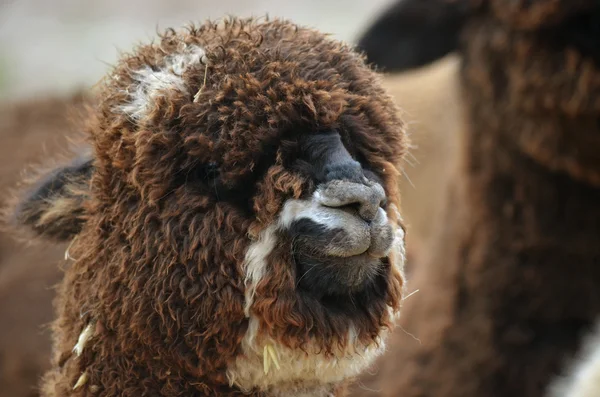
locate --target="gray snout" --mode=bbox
[290,131,399,294]
[316,180,387,222]
[287,179,396,295]
[311,180,394,258]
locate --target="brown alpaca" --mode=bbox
[0,60,456,397]
[352,1,600,396]
[0,94,86,397]
[6,17,409,397]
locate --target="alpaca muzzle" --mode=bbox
[316,179,386,223]
[315,179,394,258]
[284,178,396,297]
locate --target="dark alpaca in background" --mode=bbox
[353,1,600,396]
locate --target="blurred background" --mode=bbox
[0,0,393,100]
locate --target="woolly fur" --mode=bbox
[9,17,408,397]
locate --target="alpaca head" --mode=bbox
[9,18,407,395]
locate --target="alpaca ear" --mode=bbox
[9,152,94,242]
[356,0,471,72]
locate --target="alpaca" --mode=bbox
[0,57,458,397]
[350,1,600,396]
[0,93,86,397]
[6,17,409,397]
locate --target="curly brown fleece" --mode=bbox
[352,1,600,396]
[8,18,408,397]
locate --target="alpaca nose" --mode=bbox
[316,179,387,222]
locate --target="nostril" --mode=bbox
[336,201,378,223]
[356,190,384,222]
[357,182,386,222]
[336,201,362,215]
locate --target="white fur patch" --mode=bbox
[117,44,205,120]
[390,206,407,275]
[243,224,279,317]
[226,317,388,396]
[279,195,351,230]
[73,371,89,390]
[548,320,600,397]
[389,224,407,323]
[73,322,95,356]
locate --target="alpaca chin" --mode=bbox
[234,195,406,395]
[226,316,391,396]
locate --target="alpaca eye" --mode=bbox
[204,162,219,179]
[188,162,219,181]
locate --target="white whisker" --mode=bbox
[402,289,420,301]
[399,325,422,345]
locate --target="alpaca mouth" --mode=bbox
[294,250,387,298]
[290,206,396,298]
